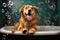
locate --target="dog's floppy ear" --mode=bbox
[33,6,38,13]
[19,5,25,13]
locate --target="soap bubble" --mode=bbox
[8,0,14,8]
[21,0,24,3]
[49,5,54,10]
[7,15,11,20]
[3,2,7,7]
[8,5,11,8]
[8,17,11,19]
[38,2,41,5]
[5,13,8,16]
[15,14,19,18]
[38,2,44,5]
[12,9,17,12]
[7,15,11,19]
[29,1,31,3]
[2,9,5,13]
[5,11,10,16]
[45,0,50,3]
[40,2,44,4]
[49,2,56,11]
[8,0,14,6]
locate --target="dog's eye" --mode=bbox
[25,7,28,9]
[31,8,33,9]
[25,13,27,15]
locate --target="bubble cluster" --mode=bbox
[1,0,56,26]
[8,0,14,7]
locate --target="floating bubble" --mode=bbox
[12,9,17,12]
[7,15,11,19]
[5,11,10,16]
[45,0,50,3]
[8,0,14,6]
[38,2,41,5]
[6,14,11,20]
[40,2,44,5]
[3,2,7,7]
[5,14,8,16]
[8,5,11,8]
[29,1,31,3]
[5,13,8,16]
[15,14,19,18]
[2,9,5,13]
[7,15,11,18]
[38,2,44,6]
[8,17,11,19]
[49,2,56,10]
[49,5,54,9]
[21,0,24,3]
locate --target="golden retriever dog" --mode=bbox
[11,5,38,35]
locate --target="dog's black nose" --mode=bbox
[28,10,31,13]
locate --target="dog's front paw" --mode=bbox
[28,28,36,35]
[28,32,35,35]
[28,30,35,35]
[22,30,28,35]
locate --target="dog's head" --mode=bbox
[19,5,38,21]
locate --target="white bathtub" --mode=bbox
[0,26,60,35]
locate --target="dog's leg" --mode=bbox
[17,23,23,31]
[28,26,37,35]
[10,22,20,33]
[22,22,28,34]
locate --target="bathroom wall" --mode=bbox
[0,0,60,27]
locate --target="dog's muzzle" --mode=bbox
[28,10,32,16]
[26,10,32,21]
